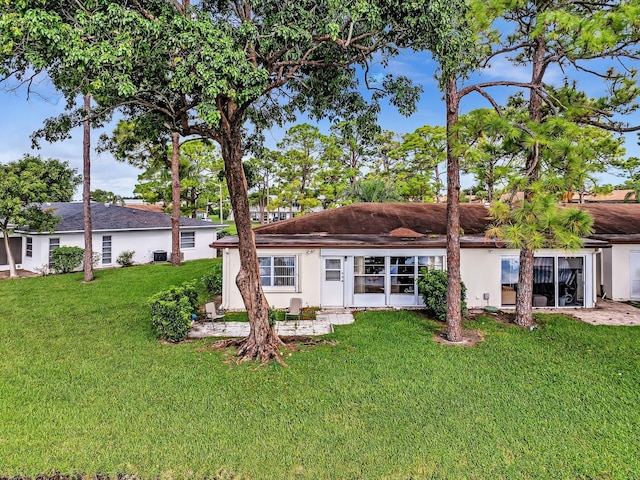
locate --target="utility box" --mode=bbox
[153,250,168,262]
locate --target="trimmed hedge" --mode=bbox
[148,282,199,342]
[50,246,85,274]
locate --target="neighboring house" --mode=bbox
[1,202,223,273]
[214,203,640,311]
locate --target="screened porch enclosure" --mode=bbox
[321,249,446,308]
[501,255,587,308]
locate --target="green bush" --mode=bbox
[200,262,223,298]
[116,250,135,267]
[50,246,85,274]
[417,268,467,322]
[148,282,199,342]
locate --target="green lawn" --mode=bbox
[1,260,639,479]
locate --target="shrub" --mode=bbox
[50,246,85,274]
[148,282,199,342]
[417,268,467,322]
[116,250,135,267]
[200,262,223,298]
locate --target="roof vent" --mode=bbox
[390,227,424,238]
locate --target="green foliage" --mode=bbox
[200,262,223,299]
[418,268,467,321]
[116,250,135,267]
[148,282,199,343]
[3,271,639,478]
[487,190,594,251]
[49,246,85,274]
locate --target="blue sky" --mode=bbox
[1,50,638,198]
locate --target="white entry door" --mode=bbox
[321,257,344,307]
[631,251,640,300]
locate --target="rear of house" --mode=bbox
[215,203,639,312]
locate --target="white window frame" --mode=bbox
[48,238,60,266]
[259,255,297,291]
[102,235,112,264]
[25,237,33,258]
[180,231,196,249]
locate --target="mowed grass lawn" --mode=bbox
[1,259,640,479]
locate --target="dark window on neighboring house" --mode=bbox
[48,238,60,266]
[26,237,33,257]
[180,231,195,249]
[102,236,112,264]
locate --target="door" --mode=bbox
[631,251,640,300]
[321,257,344,307]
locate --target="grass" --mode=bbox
[1,260,640,479]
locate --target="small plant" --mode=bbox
[148,282,199,342]
[417,268,467,322]
[50,246,85,274]
[116,250,135,267]
[200,262,223,299]
[268,308,278,327]
[91,252,102,267]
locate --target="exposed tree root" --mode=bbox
[200,335,338,366]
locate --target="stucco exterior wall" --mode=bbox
[608,244,640,301]
[18,228,216,273]
[221,247,320,310]
[460,248,505,309]
[221,246,598,311]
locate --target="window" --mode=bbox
[48,238,60,266]
[325,258,342,281]
[418,255,444,271]
[390,256,416,294]
[354,256,385,294]
[259,256,296,288]
[25,237,33,258]
[180,231,195,249]
[102,236,112,264]
[501,255,585,307]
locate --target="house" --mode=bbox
[1,202,224,274]
[214,203,640,311]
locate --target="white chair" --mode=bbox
[204,302,225,321]
[285,297,303,320]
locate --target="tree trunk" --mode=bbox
[515,247,535,327]
[3,225,18,278]
[82,94,94,282]
[445,77,463,342]
[170,132,181,266]
[220,119,281,363]
[515,35,547,325]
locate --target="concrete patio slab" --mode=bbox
[188,310,354,339]
[538,299,640,326]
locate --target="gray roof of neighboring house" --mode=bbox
[214,202,640,249]
[18,202,222,233]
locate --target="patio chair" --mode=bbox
[285,297,303,320]
[204,302,225,321]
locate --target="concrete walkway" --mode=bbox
[539,299,640,326]
[188,308,355,339]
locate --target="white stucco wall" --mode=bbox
[607,244,640,301]
[222,247,320,310]
[19,228,217,273]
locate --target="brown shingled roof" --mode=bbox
[214,202,640,249]
[253,203,492,236]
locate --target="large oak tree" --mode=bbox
[1,0,464,362]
